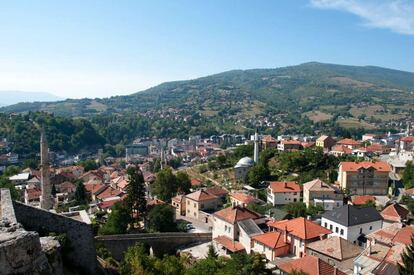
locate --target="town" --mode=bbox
[2,121,414,275]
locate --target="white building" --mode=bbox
[267,181,302,205]
[234,157,254,182]
[321,205,383,246]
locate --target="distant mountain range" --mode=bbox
[1,62,414,132]
[0,91,63,107]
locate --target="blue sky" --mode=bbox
[0,0,413,99]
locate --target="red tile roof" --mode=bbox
[269,181,301,193]
[281,140,302,145]
[381,203,409,223]
[400,136,414,143]
[368,223,414,246]
[331,145,353,154]
[337,138,361,146]
[229,192,257,205]
[214,206,262,224]
[278,255,346,275]
[25,187,41,201]
[340,161,391,172]
[96,186,123,200]
[351,195,376,205]
[205,186,228,197]
[213,236,245,252]
[84,182,106,195]
[404,187,414,196]
[252,231,289,249]
[98,199,120,210]
[191,178,203,186]
[268,217,331,240]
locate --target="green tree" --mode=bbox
[120,243,155,275]
[399,237,414,275]
[154,255,185,275]
[403,161,414,188]
[185,258,221,275]
[0,177,19,200]
[360,200,376,208]
[100,202,133,235]
[176,171,191,194]
[79,159,99,172]
[147,204,177,232]
[152,167,177,201]
[206,244,218,259]
[126,166,147,222]
[284,202,307,218]
[247,165,269,185]
[74,180,87,205]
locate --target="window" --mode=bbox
[225,225,227,231]
[360,228,363,234]
[335,227,339,233]
[188,201,190,205]
[330,225,333,230]
[201,204,204,208]
[369,226,372,230]
[194,203,196,207]
[324,222,327,227]
[340,229,344,235]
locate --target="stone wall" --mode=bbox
[96,232,212,261]
[13,201,97,275]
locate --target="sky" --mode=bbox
[0,0,413,99]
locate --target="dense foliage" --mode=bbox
[152,167,191,202]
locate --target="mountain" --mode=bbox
[2,62,414,135]
[0,91,63,107]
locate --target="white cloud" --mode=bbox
[310,0,414,35]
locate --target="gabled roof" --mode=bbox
[205,186,228,197]
[186,190,218,202]
[214,206,262,224]
[269,181,301,193]
[306,236,363,261]
[229,192,257,205]
[303,178,337,192]
[322,205,382,227]
[316,135,333,142]
[252,231,289,250]
[337,138,361,146]
[381,203,409,222]
[331,145,353,154]
[268,217,331,240]
[237,219,263,236]
[96,186,123,200]
[351,195,376,206]
[339,161,391,172]
[368,223,414,246]
[213,236,245,252]
[278,255,346,275]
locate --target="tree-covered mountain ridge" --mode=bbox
[2,62,414,118]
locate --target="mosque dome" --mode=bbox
[234,157,254,168]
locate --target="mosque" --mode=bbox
[234,131,260,182]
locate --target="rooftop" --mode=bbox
[322,205,382,227]
[213,235,245,253]
[268,181,301,193]
[268,217,331,240]
[339,161,391,172]
[278,255,346,275]
[306,236,362,261]
[186,190,218,202]
[252,231,289,249]
[214,206,262,224]
[380,203,409,223]
[237,219,263,236]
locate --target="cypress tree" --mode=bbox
[399,237,414,274]
[126,165,147,222]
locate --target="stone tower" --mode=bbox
[253,130,259,163]
[40,127,53,210]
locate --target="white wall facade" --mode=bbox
[267,191,301,205]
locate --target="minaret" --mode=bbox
[40,127,53,210]
[253,130,259,163]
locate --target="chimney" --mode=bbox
[333,267,338,275]
[367,241,372,256]
[283,225,287,243]
[284,181,287,188]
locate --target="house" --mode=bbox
[337,161,391,195]
[24,187,42,206]
[96,186,125,202]
[303,178,343,210]
[321,205,383,246]
[267,217,331,258]
[262,135,277,149]
[234,157,254,182]
[380,202,409,226]
[399,136,414,151]
[84,181,106,201]
[306,236,363,273]
[171,194,186,216]
[212,206,265,255]
[404,187,414,199]
[316,135,336,152]
[277,140,302,151]
[267,181,302,205]
[251,231,290,261]
[190,178,203,188]
[229,192,258,207]
[354,223,414,275]
[329,145,353,157]
[237,219,263,254]
[9,172,30,185]
[185,190,219,219]
[278,255,346,275]
[205,186,228,199]
[349,195,376,206]
[336,138,361,149]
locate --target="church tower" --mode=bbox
[40,127,53,210]
[253,130,259,163]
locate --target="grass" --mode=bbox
[303,110,333,122]
[337,118,376,129]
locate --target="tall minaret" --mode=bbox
[40,127,53,210]
[253,130,259,163]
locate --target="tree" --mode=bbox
[79,159,99,172]
[74,180,87,205]
[403,161,414,188]
[206,244,218,259]
[399,237,414,274]
[120,243,155,275]
[152,167,177,201]
[247,165,269,185]
[360,200,376,208]
[100,202,133,235]
[51,183,57,197]
[154,255,184,275]
[284,202,307,218]
[146,204,177,232]
[125,166,147,222]
[176,171,191,194]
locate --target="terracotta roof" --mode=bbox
[98,199,120,210]
[268,217,331,240]
[381,203,409,223]
[351,195,376,205]
[229,192,257,205]
[84,182,106,195]
[96,186,123,200]
[214,206,262,224]
[262,135,277,143]
[365,143,385,153]
[213,236,245,252]
[337,138,361,146]
[147,198,166,206]
[25,187,41,201]
[252,231,289,249]
[269,181,301,193]
[306,236,362,261]
[281,140,302,145]
[205,186,228,197]
[186,190,218,202]
[58,181,76,193]
[369,223,414,246]
[331,145,353,154]
[400,136,414,143]
[302,141,315,148]
[278,255,346,275]
[191,178,203,186]
[316,135,332,142]
[340,161,391,172]
[172,194,184,203]
[303,178,337,192]
[404,187,414,196]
